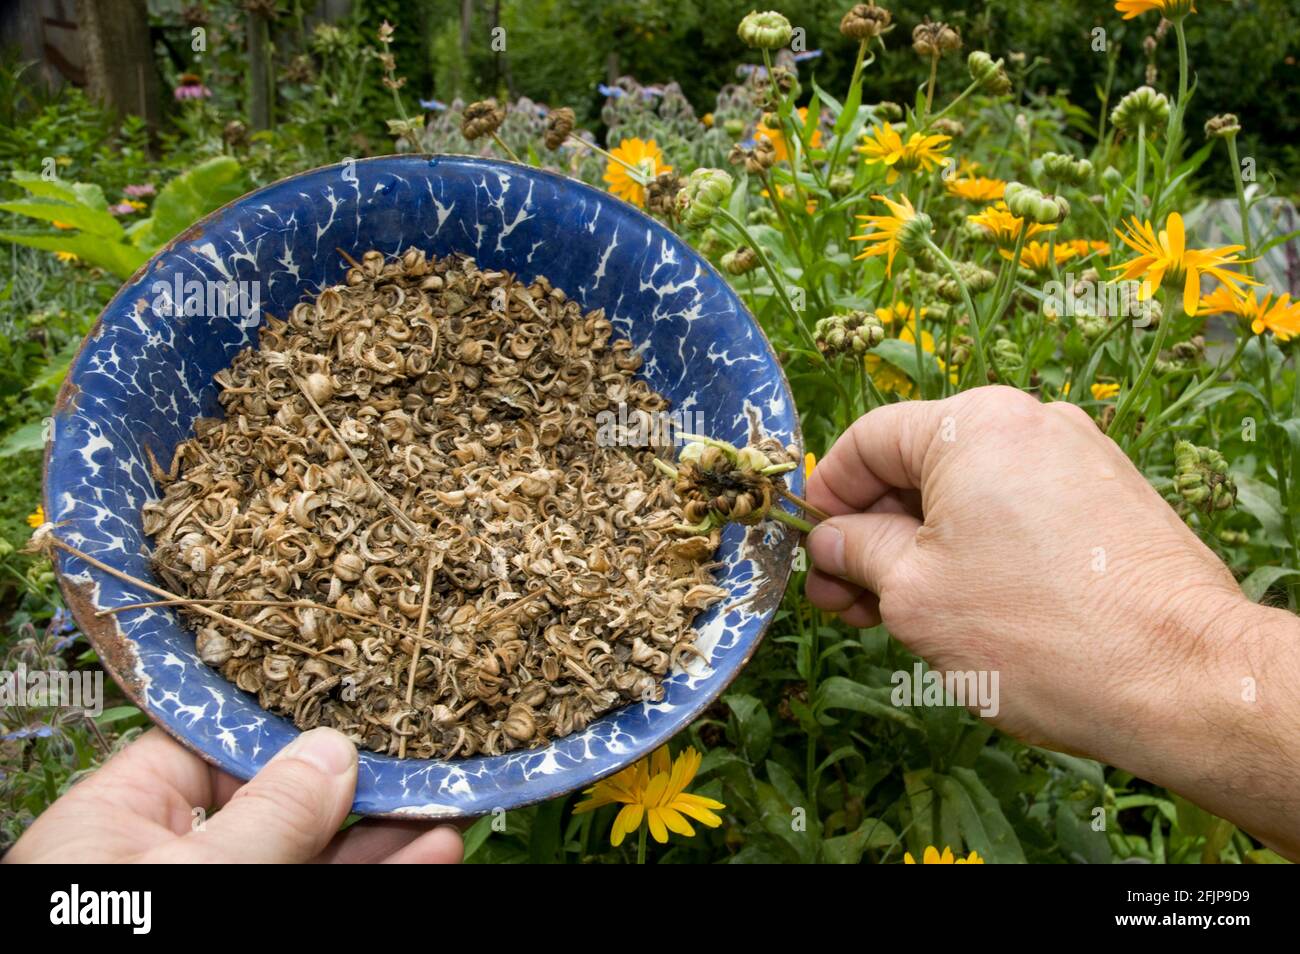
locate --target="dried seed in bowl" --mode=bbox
[143,249,727,759]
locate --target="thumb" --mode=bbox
[807,511,920,596]
[171,727,358,863]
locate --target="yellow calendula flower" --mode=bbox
[875,301,922,326]
[1065,239,1111,259]
[55,251,79,264]
[851,193,920,277]
[1112,212,1258,316]
[603,137,672,208]
[804,452,816,480]
[573,745,725,848]
[701,112,715,128]
[1000,239,1076,274]
[945,176,1006,202]
[27,505,45,529]
[52,220,75,230]
[857,122,950,184]
[755,107,823,164]
[1198,286,1300,341]
[968,201,1054,247]
[1115,0,1196,21]
[1091,382,1121,400]
[904,845,985,864]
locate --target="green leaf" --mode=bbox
[872,337,941,386]
[1238,565,1300,602]
[94,705,145,727]
[0,230,148,279]
[816,675,922,731]
[0,197,124,240]
[0,420,44,457]
[461,815,494,861]
[10,169,109,210]
[726,693,772,763]
[822,817,897,864]
[134,156,246,252]
[948,766,1027,863]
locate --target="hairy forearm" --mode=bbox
[1114,593,1300,860]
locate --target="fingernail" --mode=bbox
[276,727,356,776]
[807,524,845,576]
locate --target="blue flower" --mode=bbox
[419,98,448,112]
[597,84,625,99]
[641,85,664,100]
[793,49,823,62]
[736,64,767,78]
[3,724,56,741]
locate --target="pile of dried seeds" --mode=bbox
[142,249,727,759]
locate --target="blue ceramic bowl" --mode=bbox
[44,156,802,817]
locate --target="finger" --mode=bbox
[805,566,864,612]
[71,729,220,833]
[381,825,464,864]
[807,400,945,515]
[313,820,460,864]
[806,511,921,595]
[170,727,358,863]
[839,590,882,629]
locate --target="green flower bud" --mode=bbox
[723,117,747,139]
[1101,166,1123,190]
[747,206,778,226]
[968,51,1011,95]
[738,10,793,50]
[875,101,903,122]
[829,171,855,197]
[676,168,734,229]
[1004,181,1069,225]
[991,338,1023,377]
[1041,151,1094,187]
[1110,86,1170,133]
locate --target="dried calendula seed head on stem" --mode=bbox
[543,106,575,150]
[461,98,506,140]
[144,248,724,760]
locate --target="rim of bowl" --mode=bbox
[43,153,804,817]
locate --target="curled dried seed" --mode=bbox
[144,250,725,759]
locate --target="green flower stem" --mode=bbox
[1134,119,1147,219]
[923,52,940,118]
[908,264,926,399]
[490,132,522,165]
[1225,134,1256,276]
[568,135,646,179]
[1112,293,1172,445]
[637,822,647,864]
[923,237,989,384]
[927,79,981,127]
[1132,332,1249,452]
[761,48,811,216]
[989,228,1029,331]
[1066,311,1130,404]
[768,506,815,535]
[830,39,870,178]
[1162,19,1191,169]
[1256,334,1299,573]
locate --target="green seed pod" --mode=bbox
[1041,151,1094,187]
[991,338,1023,377]
[1005,182,1070,225]
[697,228,728,258]
[968,51,1011,95]
[737,10,793,50]
[1110,86,1170,133]
[676,168,734,229]
[829,170,856,197]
